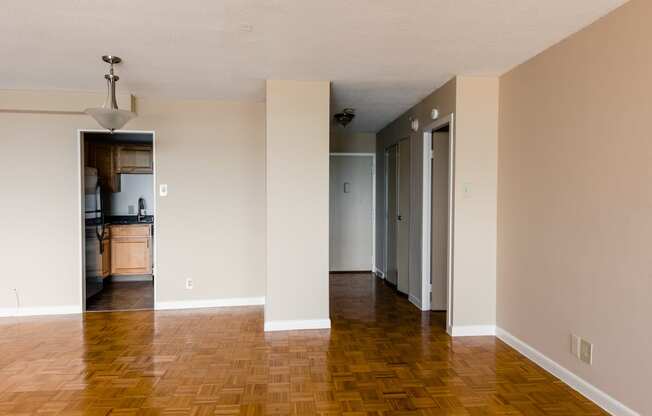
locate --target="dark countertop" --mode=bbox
[85,215,154,227]
[108,215,154,225]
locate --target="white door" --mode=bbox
[386,146,399,285]
[397,139,410,294]
[329,155,374,271]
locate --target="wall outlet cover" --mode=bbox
[185,278,193,290]
[580,339,593,365]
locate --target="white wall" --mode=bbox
[110,174,155,216]
[0,94,266,315]
[265,80,331,330]
[330,131,376,153]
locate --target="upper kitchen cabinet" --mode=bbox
[116,144,153,174]
[92,142,121,192]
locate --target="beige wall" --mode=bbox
[376,78,456,306]
[0,95,266,313]
[498,0,651,413]
[330,131,376,154]
[265,80,331,327]
[453,77,499,327]
[376,76,498,330]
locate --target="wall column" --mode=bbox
[264,80,331,331]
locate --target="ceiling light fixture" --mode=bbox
[334,108,355,127]
[85,55,136,133]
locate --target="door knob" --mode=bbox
[398,215,403,221]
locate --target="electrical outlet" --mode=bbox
[185,278,193,290]
[580,339,593,365]
[570,334,581,358]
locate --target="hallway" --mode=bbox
[0,273,604,415]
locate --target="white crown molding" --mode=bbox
[155,297,265,311]
[0,305,81,318]
[496,327,639,416]
[264,319,331,332]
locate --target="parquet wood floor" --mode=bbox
[0,273,606,415]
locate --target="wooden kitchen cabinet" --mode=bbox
[100,238,111,278]
[110,224,152,275]
[93,142,121,192]
[116,144,153,174]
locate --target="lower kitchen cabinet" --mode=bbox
[110,224,152,275]
[101,238,111,278]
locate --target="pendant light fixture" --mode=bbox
[85,55,135,132]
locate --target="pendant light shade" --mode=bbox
[85,107,135,131]
[85,55,136,132]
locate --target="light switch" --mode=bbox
[159,184,168,197]
[463,182,472,198]
[344,182,351,193]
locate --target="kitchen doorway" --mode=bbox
[79,130,157,312]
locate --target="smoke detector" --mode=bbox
[334,108,356,127]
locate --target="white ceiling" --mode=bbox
[2,0,627,132]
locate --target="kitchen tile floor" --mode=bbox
[86,280,154,311]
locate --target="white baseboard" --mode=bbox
[408,294,425,310]
[264,318,331,332]
[496,327,639,416]
[155,296,265,311]
[450,325,496,337]
[0,305,81,318]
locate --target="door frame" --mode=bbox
[329,152,376,272]
[421,114,455,334]
[77,129,158,312]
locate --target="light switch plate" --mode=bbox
[580,339,593,365]
[159,184,168,197]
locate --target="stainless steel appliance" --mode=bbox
[84,167,109,299]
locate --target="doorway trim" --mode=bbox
[329,152,376,273]
[421,114,455,335]
[77,129,158,312]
